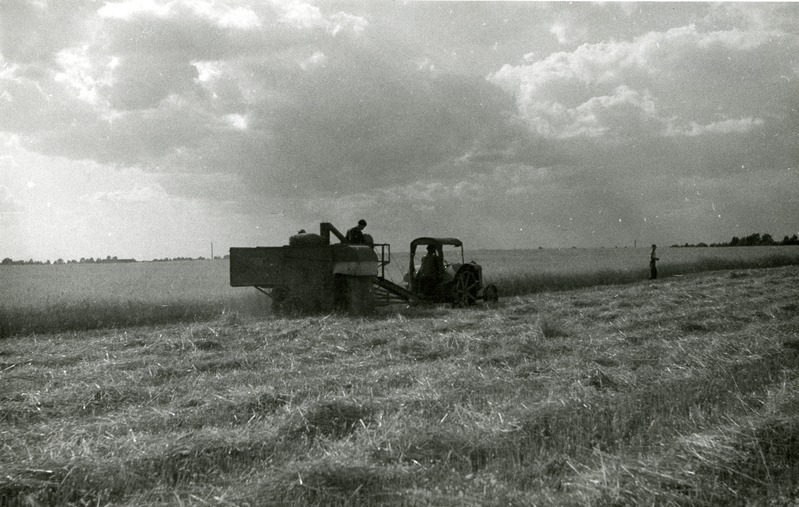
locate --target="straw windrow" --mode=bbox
[1,265,798,505]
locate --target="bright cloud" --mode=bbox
[99,0,261,29]
[55,47,117,106]
[488,20,796,140]
[299,51,327,71]
[666,117,765,137]
[224,113,248,130]
[277,2,367,35]
[98,0,172,20]
[80,185,168,203]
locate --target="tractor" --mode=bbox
[369,237,498,308]
[403,237,498,306]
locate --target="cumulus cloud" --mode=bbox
[54,47,117,106]
[512,85,666,138]
[488,21,797,140]
[99,0,262,30]
[298,50,327,71]
[382,164,554,205]
[80,184,168,203]
[223,113,248,130]
[276,2,367,35]
[549,22,588,47]
[666,117,765,137]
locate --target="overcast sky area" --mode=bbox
[1,1,797,260]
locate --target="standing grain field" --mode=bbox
[2,246,798,337]
[1,260,237,305]
[0,260,265,337]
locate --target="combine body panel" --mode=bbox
[229,223,379,315]
[229,247,286,287]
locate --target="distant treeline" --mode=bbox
[672,233,799,248]
[151,256,229,262]
[2,256,138,265]
[1,255,229,266]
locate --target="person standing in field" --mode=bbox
[650,244,659,280]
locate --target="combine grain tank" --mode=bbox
[230,223,378,315]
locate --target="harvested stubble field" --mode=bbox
[2,265,799,506]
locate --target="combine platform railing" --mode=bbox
[370,243,418,307]
[373,243,391,279]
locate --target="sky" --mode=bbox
[1,1,797,261]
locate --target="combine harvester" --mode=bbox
[229,222,498,315]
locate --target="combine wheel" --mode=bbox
[269,287,307,317]
[270,286,289,313]
[282,296,307,317]
[342,275,375,316]
[483,284,499,304]
[452,270,479,307]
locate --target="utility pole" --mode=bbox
[211,242,214,260]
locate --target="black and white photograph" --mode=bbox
[2,1,799,505]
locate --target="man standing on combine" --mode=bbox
[346,219,368,244]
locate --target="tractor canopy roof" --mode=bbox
[410,237,463,250]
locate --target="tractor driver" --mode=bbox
[417,245,441,295]
[346,219,368,244]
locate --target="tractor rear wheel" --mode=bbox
[452,270,479,307]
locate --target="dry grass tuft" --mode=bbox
[264,460,409,506]
[537,314,570,338]
[396,337,452,361]
[282,398,375,441]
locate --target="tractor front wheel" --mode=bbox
[483,284,499,304]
